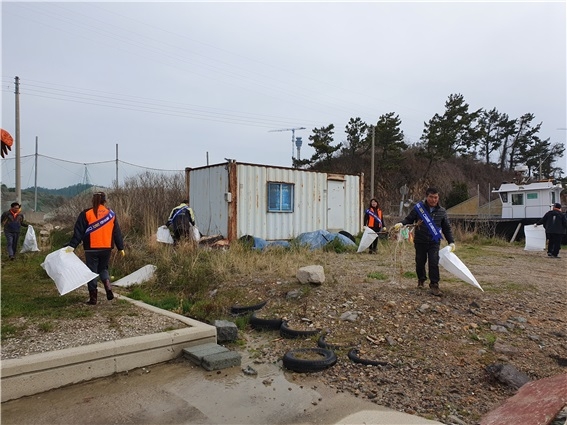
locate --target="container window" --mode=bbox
[500,193,508,203]
[526,193,538,200]
[268,182,294,212]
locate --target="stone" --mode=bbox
[214,320,238,342]
[296,265,325,284]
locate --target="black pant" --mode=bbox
[414,242,440,286]
[85,249,112,292]
[547,233,563,257]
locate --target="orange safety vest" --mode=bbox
[85,206,115,249]
[367,208,383,228]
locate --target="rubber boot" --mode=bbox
[86,290,97,305]
[103,279,114,301]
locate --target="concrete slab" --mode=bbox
[0,294,217,402]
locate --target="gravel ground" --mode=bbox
[2,243,566,425]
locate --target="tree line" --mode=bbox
[293,93,565,212]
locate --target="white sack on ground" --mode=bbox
[439,246,483,292]
[41,248,98,295]
[113,265,157,288]
[357,226,378,253]
[156,225,174,244]
[20,225,40,253]
[524,225,546,251]
[192,226,201,243]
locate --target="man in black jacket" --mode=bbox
[394,187,455,296]
[535,203,567,258]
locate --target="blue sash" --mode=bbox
[85,210,115,236]
[415,202,442,242]
[171,205,189,222]
[365,209,382,226]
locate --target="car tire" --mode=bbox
[347,348,390,366]
[280,320,320,339]
[282,348,337,373]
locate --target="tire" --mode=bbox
[282,348,337,373]
[249,312,283,331]
[317,334,356,350]
[280,320,320,339]
[230,300,267,316]
[339,230,356,243]
[347,348,390,366]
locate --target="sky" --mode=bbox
[1,1,566,189]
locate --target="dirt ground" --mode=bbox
[4,241,567,425]
[222,242,567,424]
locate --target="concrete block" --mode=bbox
[182,343,229,365]
[214,320,238,342]
[202,351,241,371]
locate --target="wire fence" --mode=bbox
[1,154,184,190]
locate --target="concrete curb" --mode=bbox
[0,293,217,402]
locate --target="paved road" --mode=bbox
[1,358,441,425]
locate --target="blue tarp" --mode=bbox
[242,230,355,251]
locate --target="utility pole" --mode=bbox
[15,76,21,203]
[34,136,38,211]
[370,126,375,198]
[115,144,119,188]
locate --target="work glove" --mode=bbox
[382,227,387,232]
[449,243,456,252]
[393,223,403,231]
[65,246,74,253]
[119,250,125,257]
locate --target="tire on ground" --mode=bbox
[282,348,337,373]
[280,320,320,339]
[347,348,390,366]
[339,230,356,243]
[230,300,267,316]
[249,312,283,331]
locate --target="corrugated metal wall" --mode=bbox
[189,162,361,240]
[237,164,360,240]
[189,164,229,237]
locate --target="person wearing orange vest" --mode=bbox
[66,192,125,305]
[363,198,385,254]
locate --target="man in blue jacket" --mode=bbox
[394,187,455,296]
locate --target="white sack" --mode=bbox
[357,226,378,253]
[156,225,174,244]
[524,225,546,251]
[113,264,157,288]
[20,225,40,253]
[438,246,483,292]
[192,226,201,243]
[41,248,98,295]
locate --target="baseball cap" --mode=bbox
[553,203,562,209]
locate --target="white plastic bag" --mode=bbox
[156,225,174,244]
[20,225,40,253]
[192,226,201,243]
[439,246,483,291]
[357,226,377,253]
[41,248,98,295]
[524,225,546,251]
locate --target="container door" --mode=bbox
[327,180,345,232]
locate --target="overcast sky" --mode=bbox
[1,1,566,189]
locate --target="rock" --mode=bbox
[213,320,238,342]
[296,265,325,284]
[493,341,520,357]
[485,363,531,389]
